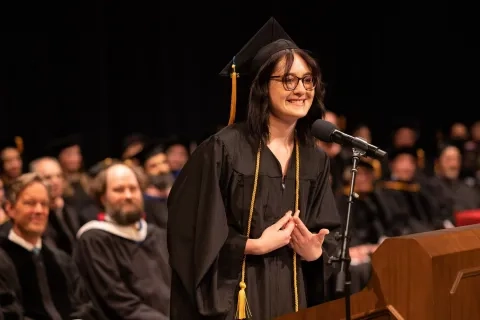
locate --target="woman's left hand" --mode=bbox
[290,211,330,262]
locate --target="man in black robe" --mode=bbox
[167,17,341,320]
[74,163,170,320]
[143,173,172,229]
[425,143,480,227]
[0,247,23,319]
[380,147,445,234]
[45,134,93,217]
[30,157,81,255]
[336,160,390,294]
[0,173,95,320]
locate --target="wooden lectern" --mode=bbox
[277,225,480,320]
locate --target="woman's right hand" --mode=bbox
[257,211,295,255]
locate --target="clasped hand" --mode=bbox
[258,210,329,261]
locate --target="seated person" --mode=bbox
[0,246,22,319]
[75,163,170,320]
[0,173,95,320]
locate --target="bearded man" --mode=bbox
[75,163,170,320]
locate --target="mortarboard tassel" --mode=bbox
[235,281,251,319]
[14,136,24,154]
[228,57,238,125]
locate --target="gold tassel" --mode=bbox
[235,281,251,319]
[228,58,238,125]
[14,136,24,154]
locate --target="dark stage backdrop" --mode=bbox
[0,1,478,166]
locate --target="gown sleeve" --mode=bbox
[0,248,23,319]
[167,136,247,317]
[302,154,342,305]
[74,233,168,320]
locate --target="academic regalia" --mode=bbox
[121,133,148,160]
[336,188,390,247]
[168,123,341,319]
[0,220,12,237]
[45,134,83,159]
[46,134,94,215]
[86,158,118,179]
[427,143,480,217]
[329,152,346,195]
[0,247,22,319]
[134,140,166,164]
[143,195,169,229]
[428,176,480,214]
[168,17,341,320]
[44,205,80,255]
[335,160,390,294]
[63,180,93,218]
[0,232,95,320]
[132,139,171,176]
[380,146,445,234]
[383,121,432,178]
[75,218,170,320]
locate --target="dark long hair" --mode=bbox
[247,49,326,145]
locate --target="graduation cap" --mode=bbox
[219,17,299,125]
[389,147,419,160]
[361,157,382,179]
[45,134,82,157]
[436,140,463,158]
[134,140,166,166]
[391,118,421,137]
[0,136,24,154]
[87,158,120,178]
[358,159,374,170]
[344,158,379,177]
[121,133,148,154]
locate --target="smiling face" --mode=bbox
[268,53,315,122]
[7,180,50,239]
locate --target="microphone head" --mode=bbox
[311,119,337,142]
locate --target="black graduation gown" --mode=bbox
[378,180,437,235]
[64,179,94,214]
[45,205,80,255]
[336,189,389,246]
[167,123,342,320]
[0,238,95,320]
[143,195,169,229]
[74,221,171,320]
[427,176,480,215]
[0,247,22,319]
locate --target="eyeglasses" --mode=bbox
[270,74,317,91]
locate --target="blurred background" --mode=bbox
[0,1,478,165]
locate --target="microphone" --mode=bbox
[311,119,387,160]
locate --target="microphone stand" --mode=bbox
[328,147,365,320]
